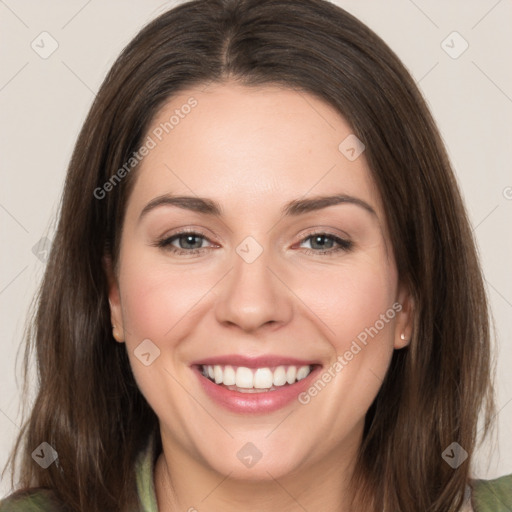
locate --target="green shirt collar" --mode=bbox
[135,434,159,512]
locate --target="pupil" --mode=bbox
[181,235,202,249]
[312,235,333,250]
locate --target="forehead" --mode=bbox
[128,82,383,220]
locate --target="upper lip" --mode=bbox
[191,355,322,368]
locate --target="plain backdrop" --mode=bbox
[1,0,511,496]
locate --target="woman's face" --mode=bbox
[108,82,412,480]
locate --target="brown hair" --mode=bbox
[4,0,495,510]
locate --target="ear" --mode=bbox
[394,282,414,349]
[103,255,125,343]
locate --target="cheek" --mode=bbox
[116,252,211,417]
[298,257,397,348]
[293,258,398,428]
[118,252,214,343]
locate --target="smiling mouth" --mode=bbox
[198,364,318,393]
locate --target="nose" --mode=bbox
[214,244,294,333]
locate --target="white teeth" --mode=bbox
[214,365,223,384]
[236,367,254,388]
[202,364,313,390]
[286,366,297,384]
[223,365,236,385]
[296,365,310,381]
[254,368,273,388]
[273,366,287,386]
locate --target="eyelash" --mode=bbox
[154,229,353,257]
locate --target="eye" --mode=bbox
[298,232,352,255]
[155,230,214,255]
[153,230,352,257]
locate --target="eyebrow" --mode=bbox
[138,193,377,223]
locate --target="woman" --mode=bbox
[1,0,510,510]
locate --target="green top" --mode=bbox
[1,436,511,511]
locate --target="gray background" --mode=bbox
[1,0,511,495]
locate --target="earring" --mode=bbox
[400,333,407,342]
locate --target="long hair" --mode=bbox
[4,0,495,510]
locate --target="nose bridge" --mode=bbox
[214,236,293,331]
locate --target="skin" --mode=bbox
[107,82,413,512]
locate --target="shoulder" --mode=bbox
[0,488,67,512]
[471,473,512,511]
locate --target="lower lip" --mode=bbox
[193,365,322,414]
